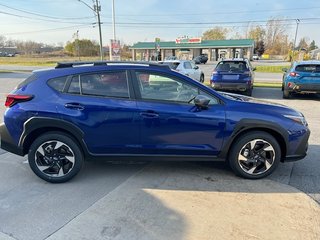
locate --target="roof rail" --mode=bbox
[55,61,170,69]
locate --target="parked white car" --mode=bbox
[161,60,205,83]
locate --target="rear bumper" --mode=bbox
[211,82,250,92]
[0,123,24,156]
[286,83,320,94]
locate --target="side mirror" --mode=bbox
[194,66,199,69]
[194,95,210,109]
[282,68,288,72]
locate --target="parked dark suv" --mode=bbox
[194,54,208,64]
[210,59,255,96]
[1,61,309,183]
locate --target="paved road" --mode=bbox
[0,72,319,239]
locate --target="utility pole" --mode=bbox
[78,0,103,60]
[112,0,116,40]
[292,19,300,61]
[75,30,80,60]
[94,0,103,60]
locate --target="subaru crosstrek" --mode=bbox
[211,59,255,96]
[282,61,320,99]
[0,61,310,183]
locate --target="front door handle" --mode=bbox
[65,103,85,110]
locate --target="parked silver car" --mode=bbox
[161,60,205,83]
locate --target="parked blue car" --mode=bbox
[210,59,255,96]
[282,61,320,98]
[0,61,309,183]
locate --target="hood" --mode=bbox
[218,91,302,116]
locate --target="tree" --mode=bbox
[202,27,228,40]
[297,37,309,50]
[247,25,265,42]
[255,40,265,56]
[309,40,318,51]
[65,39,99,56]
[264,18,290,55]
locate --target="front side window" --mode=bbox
[67,71,129,98]
[136,72,218,105]
[183,62,192,69]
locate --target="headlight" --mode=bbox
[283,115,308,126]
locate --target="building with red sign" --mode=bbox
[130,39,254,61]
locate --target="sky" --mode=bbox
[0,0,320,47]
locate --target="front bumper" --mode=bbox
[283,127,310,162]
[0,123,24,156]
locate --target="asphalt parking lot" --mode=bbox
[0,72,319,240]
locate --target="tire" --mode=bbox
[283,90,292,99]
[200,74,205,83]
[228,131,281,179]
[28,132,84,183]
[245,88,252,96]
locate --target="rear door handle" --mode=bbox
[65,103,85,110]
[140,111,159,118]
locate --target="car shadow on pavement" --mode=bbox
[253,87,320,101]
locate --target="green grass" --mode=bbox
[0,56,101,67]
[255,65,288,73]
[253,82,282,88]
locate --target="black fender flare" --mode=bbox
[218,119,289,159]
[19,117,89,156]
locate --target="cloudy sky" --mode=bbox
[1,0,320,46]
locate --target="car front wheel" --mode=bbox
[228,131,281,179]
[28,132,83,183]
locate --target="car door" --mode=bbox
[58,70,140,155]
[190,61,201,81]
[133,70,226,156]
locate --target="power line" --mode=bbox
[0,10,94,24]
[2,24,94,35]
[115,6,320,17]
[0,3,94,20]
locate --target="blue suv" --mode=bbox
[211,59,255,96]
[0,61,310,183]
[282,61,320,98]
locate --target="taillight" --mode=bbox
[287,82,295,88]
[5,94,33,108]
[289,72,300,77]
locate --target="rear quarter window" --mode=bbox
[17,73,38,89]
[47,76,68,92]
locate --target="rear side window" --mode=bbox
[67,71,129,98]
[17,73,38,89]
[47,76,68,92]
[295,65,320,73]
[162,62,180,70]
[216,61,249,72]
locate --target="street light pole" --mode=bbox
[292,19,300,61]
[78,0,103,60]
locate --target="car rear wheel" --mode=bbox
[283,90,292,99]
[228,131,281,179]
[28,132,83,183]
[245,88,252,96]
